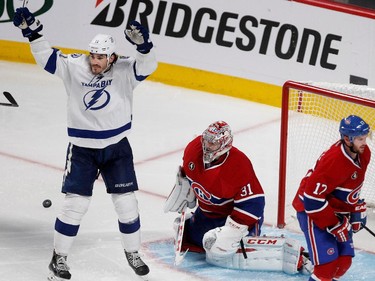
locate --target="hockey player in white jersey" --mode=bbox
[13,7,157,281]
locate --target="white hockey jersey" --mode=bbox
[30,36,157,148]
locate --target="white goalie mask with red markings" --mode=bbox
[201,121,233,164]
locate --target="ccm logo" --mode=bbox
[246,239,280,245]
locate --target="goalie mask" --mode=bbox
[339,115,370,142]
[202,121,233,164]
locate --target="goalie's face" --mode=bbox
[202,139,222,163]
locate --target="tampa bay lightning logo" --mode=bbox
[83,88,110,111]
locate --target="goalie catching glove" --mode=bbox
[203,216,248,257]
[13,7,43,38]
[124,20,153,54]
[164,166,196,213]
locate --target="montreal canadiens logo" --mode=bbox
[327,248,335,255]
[191,182,212,204]
[347,184,362,204]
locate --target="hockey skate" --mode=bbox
[125,251,150,280]
[47,250,71,280]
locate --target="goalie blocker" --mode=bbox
[204,235,312,275]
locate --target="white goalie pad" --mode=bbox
[164,166,196,213]
[205,236,306,275]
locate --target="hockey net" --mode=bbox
[278,81,375,228]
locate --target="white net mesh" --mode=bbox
[306,82,375,100]
[283,82,375,224]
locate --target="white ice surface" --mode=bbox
[0,61,374,281]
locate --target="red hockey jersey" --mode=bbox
[182,136,265,228]
[292,140,371,229]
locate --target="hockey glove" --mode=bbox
[203,216,248,257]
[124,21,153,54]
[350,199,367,233]
[327,215,352,242]
[13,7,43,38]
[164,166,196,213]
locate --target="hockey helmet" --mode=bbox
[339,115,370,142]
[88,34,116,56]
[202,121,233,164]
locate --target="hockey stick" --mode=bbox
[240,239,248,259]
[362,224,375,238]
[174,207,189,266]
[0,92,19,107]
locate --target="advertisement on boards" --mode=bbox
[1,0,375,101]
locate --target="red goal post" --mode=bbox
[278,81,375,228]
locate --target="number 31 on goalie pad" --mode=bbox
[205,236,312,275]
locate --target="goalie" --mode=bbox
[164,121,311,274]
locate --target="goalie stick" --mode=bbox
[240,239,247,259]
[0,92,19,107]
[174,207,189,266]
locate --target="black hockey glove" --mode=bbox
[124,21,153,54]
[13,7,43,38]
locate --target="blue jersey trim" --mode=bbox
[133,62,149,81]
[44,48,59,74]
[67,121,132,139]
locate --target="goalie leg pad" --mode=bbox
[173,212,206,253]
[282,238,304,274]
[206,237,285,271]
[205,236,310,274]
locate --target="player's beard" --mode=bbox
[356,145,366,154]
[351,144,365,154]
[91,64,103,75]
